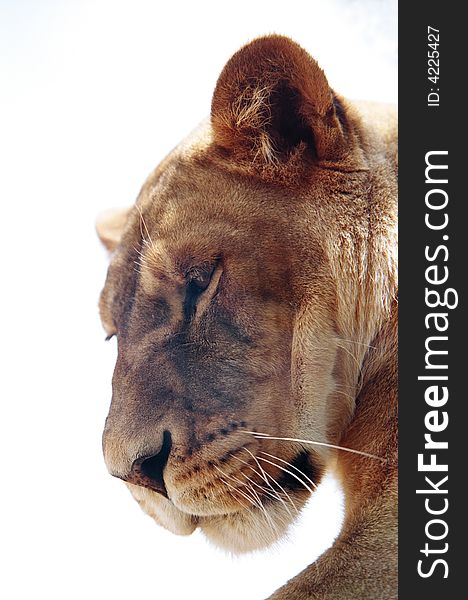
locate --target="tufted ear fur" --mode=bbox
[211,35,348,180]
[96,207,131,252]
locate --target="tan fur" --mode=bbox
[98,36,397,598]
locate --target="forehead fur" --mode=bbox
[143,111,392,332]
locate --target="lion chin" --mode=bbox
[127,481,309,553]
[126,483,197,536]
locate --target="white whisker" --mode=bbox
[334,343,362,371]
[259,451,318,491]
[257,456,315,494]
[231,451,296,518]
[334,389,356,402]
[226,489,249,511]
[241,447,298,513]
[216,465,281,536]
[214,465,263,511]
[333,336,377,350]
[135,204,154,248]
[245,481,279,536]
[243,430,386,462]
[218,476,259,510]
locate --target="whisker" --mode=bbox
[244,478,283,536]
[333,337,377,351]
[132,245,148,260]
[259,451,318,491]
[335,344,363,371]
[216,465,280,536]
[245,481,278,533]
[334,389,356,402]
[226,489,249,511]
[135,204,154,247]
[256,456,315,494]
[214,465,263,511]
[220,461,277,501]
[133,258,148,269]
[243,431,386,462]
[240,469,284,504]
[241,447,298,513]
[132,245,153,274]
[218,476,259,511]
[230,452,295,518]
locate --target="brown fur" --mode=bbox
[97,36,397,598]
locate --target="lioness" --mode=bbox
[97,36,397,599]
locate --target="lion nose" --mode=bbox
[123,430,172,497]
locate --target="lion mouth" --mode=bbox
[167,448,321,518]
[128,448,322,552]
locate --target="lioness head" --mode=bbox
[97,35,397,553]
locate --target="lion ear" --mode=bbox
[211,35,347,178]
[96,207,131,252]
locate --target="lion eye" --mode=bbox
[183,262,219,320]
[189,265,216,291]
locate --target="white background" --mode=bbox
[0,1,396,598]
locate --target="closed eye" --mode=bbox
[183,261,223,321]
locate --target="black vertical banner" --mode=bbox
[399,2,465,598]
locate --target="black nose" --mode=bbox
[124,430,172,497]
